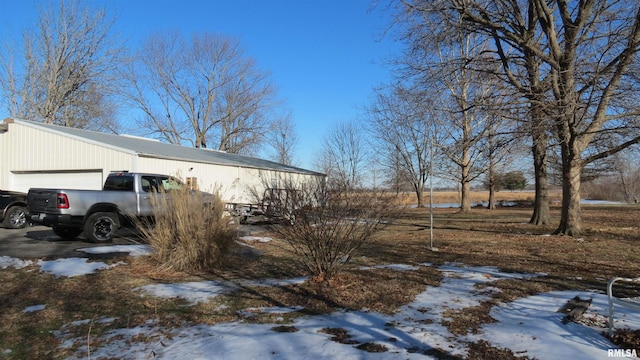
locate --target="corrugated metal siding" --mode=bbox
[2,122,132,190]
[12,171,104,193]
[0,125,8,188]
[10,124,131,171]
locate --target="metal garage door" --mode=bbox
[12,170,103,193]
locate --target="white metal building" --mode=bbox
[0,118,324,205]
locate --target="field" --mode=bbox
[1,201,639,358]
[398,189,561,205]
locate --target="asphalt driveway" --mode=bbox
[0,223,266,260]
[0,225,141,259]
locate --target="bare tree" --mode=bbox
[123,31,278,154]
[381,149,414,194]
[452,0,640,236]
[267,112,298,166]
[388,1,640,235]
[430,33,496,213]
[369,84,433,207]
[0,0,125,131]
[389,0,555,223]
[482,111,522,210]
[316,120,369,189]
[612,148,640,203]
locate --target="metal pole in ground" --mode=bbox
[429,136,437,252]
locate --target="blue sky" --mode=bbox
[0,0,399,170]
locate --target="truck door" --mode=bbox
[138,176,161,216]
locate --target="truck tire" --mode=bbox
[3,206,28,229]
[53,226,83,240]
[84,212,119,243]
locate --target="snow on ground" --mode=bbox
[23,304,46,313]
[2,250,639,359]
[136,277,308,304]
[0,255,33,269]
[0,245,149,277]
[77,244,153,257]
[38,258,124,277]
[359,264,420,271]
[238,235,273,243]
[466,290,640,359]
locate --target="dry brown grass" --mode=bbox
[1,203,638,358]
[133,190,237,272]
[398,189,563,206]
[375,205,640,279]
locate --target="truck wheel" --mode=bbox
[84,212,119,243]
[53,227,83,240]
[3,206,28,229]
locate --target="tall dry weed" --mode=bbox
[133,189,236,273]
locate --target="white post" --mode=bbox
[429,136,437,251]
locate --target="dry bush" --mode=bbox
[269,181,402,282]
[133,189,236,273]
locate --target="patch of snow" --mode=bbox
[23,304,46,313]
[466,290,638,359]
[240,277,308,288]
[136,277,309,304]
[582,199,626,205]
[1,254,126,278]
[77,245,153,257]
[239,236,272,243]
[0,256,34,269]
[136,281,239,304]
[238,306,304,317]
[37,258,122,277]
[360,264,420,271]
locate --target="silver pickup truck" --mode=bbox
[28,172,183,242]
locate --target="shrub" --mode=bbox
[268,180,401,282]
[133,188,236,273]
[501,171,528,191]
[484,171,528,191]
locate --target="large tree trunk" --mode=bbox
[487,158,496,210]
[460,179,471,212]
[487,142,496,210]
[415,184,424,208]
[488,185,496,210]
[527,56,551,225]
[460,146,471,213]
[529,129,550,224]
[555,144,583,236]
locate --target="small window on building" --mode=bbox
[186,177,198,191]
